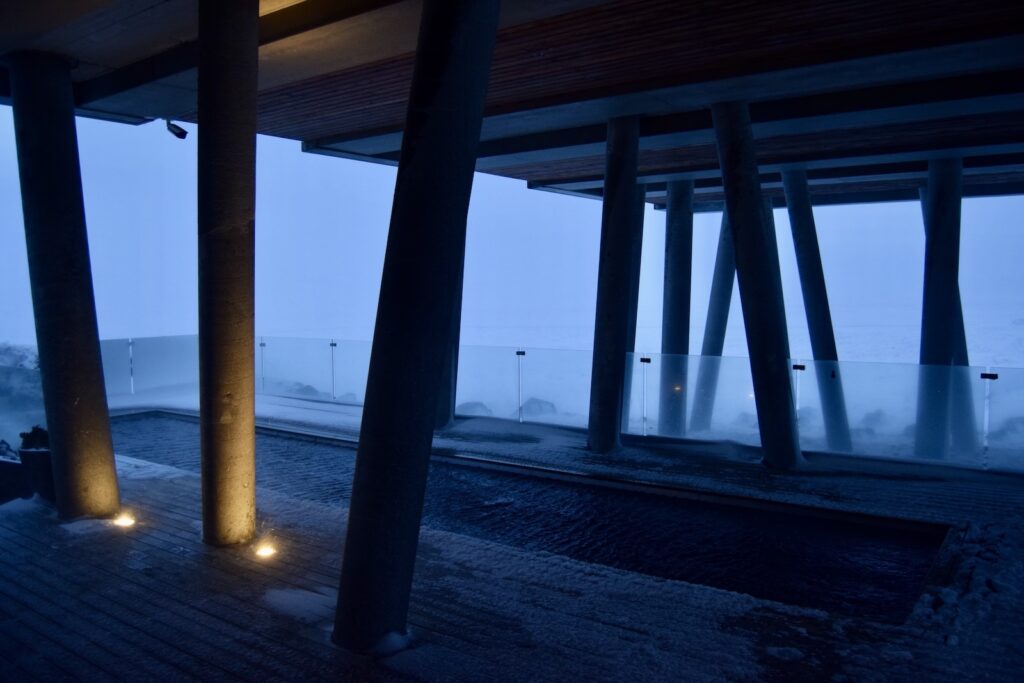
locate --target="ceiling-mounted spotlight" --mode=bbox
[165,119,188,140]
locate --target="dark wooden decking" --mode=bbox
[1,413,1023,681]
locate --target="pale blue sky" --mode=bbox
[1,107,1022,366]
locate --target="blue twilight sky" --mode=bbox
[1,106,1022,366]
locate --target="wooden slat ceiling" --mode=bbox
[499,112,1024,186]
[251,0,1022,142]
[3,0,1023,205]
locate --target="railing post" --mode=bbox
[981,369,998,468]
[516,349,525,423]
[259,337,266,393]
[640,356,651,436]
[330,339,338,400]
[792,363,805,422]
[128,338,135,396]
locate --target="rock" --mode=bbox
[521,397,556,417]
[456,401,493,417]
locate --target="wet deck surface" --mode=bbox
[1,412,1023,681]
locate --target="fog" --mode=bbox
[1,108,1022,367]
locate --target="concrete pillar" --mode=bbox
[915,159,965,459]
[711,102,802,469]
[689,211,734,432]
[588,117,642,453]
[434,256,465,431]
[659,181,694,436]
[197,0,259,546]
[334,0,500,653]
[782,170,853,452]
[620,186,647,430]
[918,188,978,454]
[8,52,121,520]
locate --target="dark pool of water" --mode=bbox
[422,462,948,624]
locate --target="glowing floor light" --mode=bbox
[113,513,136,528]
[254,543,277,559]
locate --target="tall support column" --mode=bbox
[915,159,964,459]
[711,102,802,469]
[588,117,642,453]
[659,181,694,436]
[8,52,121,520]
[434,257,465,431]
[782,170,853,452]
[334,0,500,653]
[620,186,647,430]
[918,188,978,454]
[690,211,734,432]
[197,0,259,546]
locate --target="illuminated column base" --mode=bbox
[9,51,121,520]
[197,0,258,545]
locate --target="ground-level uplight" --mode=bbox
[254,542,277,559]
[112,512,136,528]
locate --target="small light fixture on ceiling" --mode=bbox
[165,119,188,140]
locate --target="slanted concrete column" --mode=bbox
[434,257,465,431]
[197,0,259,546]
[782,170,853,452]
[711,102,802,469]
[659,181,694,436]
[334,0,500,653]
[620,186,647,429]
[588,117,642,453]
[8,52,121,520]
[918,187,978,454]
[915,159,964,459]
[690,211,734,432]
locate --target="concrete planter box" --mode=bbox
[0,457,30,503]
[19,448,55,502]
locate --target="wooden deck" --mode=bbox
[1,413,1023,681]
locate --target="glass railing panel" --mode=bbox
[943,365,987,467]
[517,347,592,428]
[622,352,655,437]
[824,360,985,465]
[455,345,518,421]
[131,335,199,403]
[100,337,132,399]
[332,339,372,405]
[0,344,45,447]
[650,353,698,439]
[790,358,864,454]
[986,367,1024,472]
[686,354,761,446]
[624,353,759,446]
[260,335,333,401]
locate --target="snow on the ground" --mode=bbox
[116,453,192,480]
[263,586,337,625]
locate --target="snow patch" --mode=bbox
[264,587,336,624]
[61,518,111,536]
[0,495,47,514]
[116,454,190,480]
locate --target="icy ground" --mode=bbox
[75,409,1024,681]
